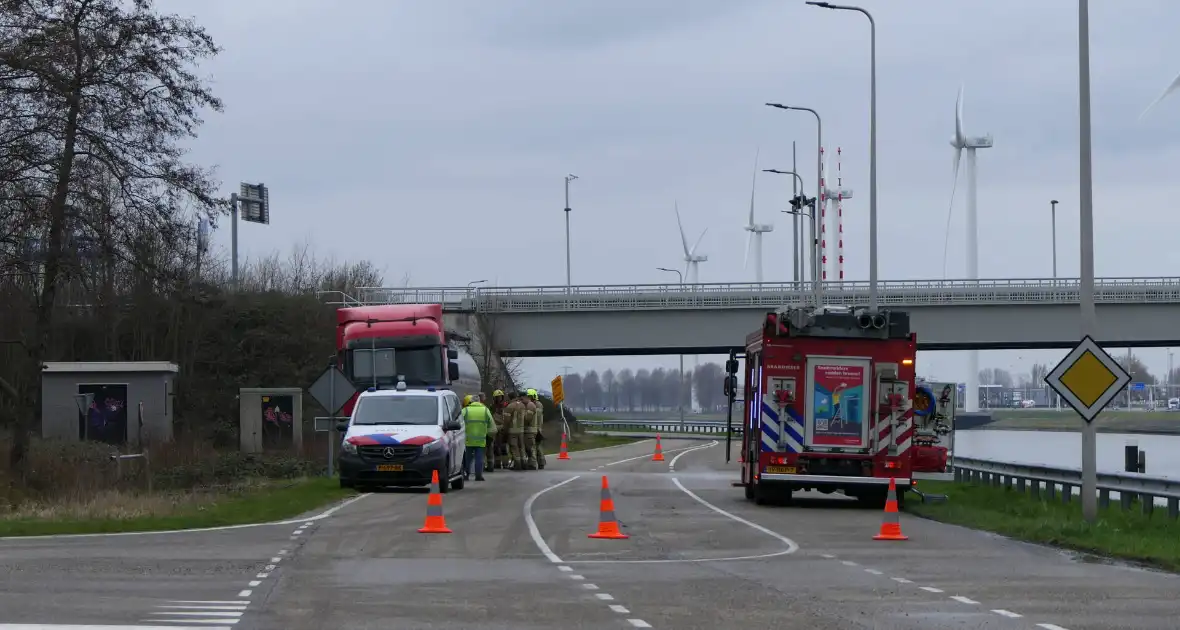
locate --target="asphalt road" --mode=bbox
[2,437,1178,629]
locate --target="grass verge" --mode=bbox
[0,476,354,537]
[907,480,1180,572]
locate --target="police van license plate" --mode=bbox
[765,465,796,474]
[376,464,403,472]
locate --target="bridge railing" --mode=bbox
[345,277,1180,311]
[953,456,1180,518]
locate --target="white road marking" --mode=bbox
[1036,625,1070,630]
[270,557,281,563]
[523,475,582,563]
[582,583,599,590]
[142,622,239,627]
[819,553,835,559]
[557,565,572,572]
[569,574,585,580]
[157,606,246,611]
[604,444,705,467]
[626,620,652,628]
[890,577,912,583]
[667,441,718,471]
[609,605,630,614]
[166,602,249,606]
[864,568,883,575]
[0,626,236,629]
[841,560,858,566]
[919,586,943,593]
[278,550,288,555]
[237,590,251,598]
[950,595,979,605]
[563,477,800,566]
[992,609,1022,618]
[256,573,269,579]
[595,593,614,600]
[264,564,276,571]
[248,581,261,587]
[0,494,370,541]
[147,612,241,618]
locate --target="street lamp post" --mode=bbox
[1050,200,1059,280]
[806,1,878,312]
[564,174,579,292]
[763,168,806,287]
[766,103,822,307]
[658,266,687,425]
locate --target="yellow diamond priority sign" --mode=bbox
[1044,335,1130,423]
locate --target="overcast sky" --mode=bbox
[169,0,1180,391]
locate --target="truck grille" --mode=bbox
[358,445,420,463]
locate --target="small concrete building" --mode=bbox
[41,361,179,447]
[238,387,304,453]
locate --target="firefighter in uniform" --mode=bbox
[529,389,546,469]
[487,389,507,472]
[507,392,526,470]
[521,389,539,470]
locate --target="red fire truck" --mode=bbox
[335,304,480,415]
[737,304,918,508]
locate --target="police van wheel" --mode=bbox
[339,478,355,490]
[452,469,466,491]
[438,467,452,494]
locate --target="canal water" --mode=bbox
[956,429,1180,479]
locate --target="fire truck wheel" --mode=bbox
[856,488,888,509]
[744,481,755,501]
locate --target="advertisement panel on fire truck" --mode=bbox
[804,356,871,450]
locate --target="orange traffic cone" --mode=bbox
[557,433,571,460]
[588,475,629,539]
[651,434,665,462]
[417,469,452,534]
[872,477,908,541]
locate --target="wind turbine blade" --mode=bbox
[691,228,708,256]
[675,201,690,255]
[955,84,965,145]
[743,231,752,269]
[1140,71,1180,120]
[941,149,963,279]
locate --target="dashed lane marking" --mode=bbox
[992,609,1023,618]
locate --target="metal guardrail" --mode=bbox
[953,456,1180,518]
[335,277,1180,312]
[579,419,738,435]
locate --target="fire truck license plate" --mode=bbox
[765,465,796,474]
[376,464,403,472]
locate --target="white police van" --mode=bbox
[336,382,467,492]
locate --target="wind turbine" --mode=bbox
[676,203,708,285]
[948,84,993,415]
[743,148,773,283]
[1140,70,1180,120]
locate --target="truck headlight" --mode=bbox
[342,440,357,455]
[421,439,443,454]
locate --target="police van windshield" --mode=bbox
[352,396,440,426]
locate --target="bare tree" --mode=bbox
[463,313,522,393]
[0,0,225,472]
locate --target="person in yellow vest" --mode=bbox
[506,391,526,471]
[461,394,495,482]
[528,389,546,469]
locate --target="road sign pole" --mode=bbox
[1078,0,1098,523]
[328,367,336,478]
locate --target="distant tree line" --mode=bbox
[561,363,726,411]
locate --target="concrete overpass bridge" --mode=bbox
[342,277,1180,357]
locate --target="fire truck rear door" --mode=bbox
[803,355,872,452]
